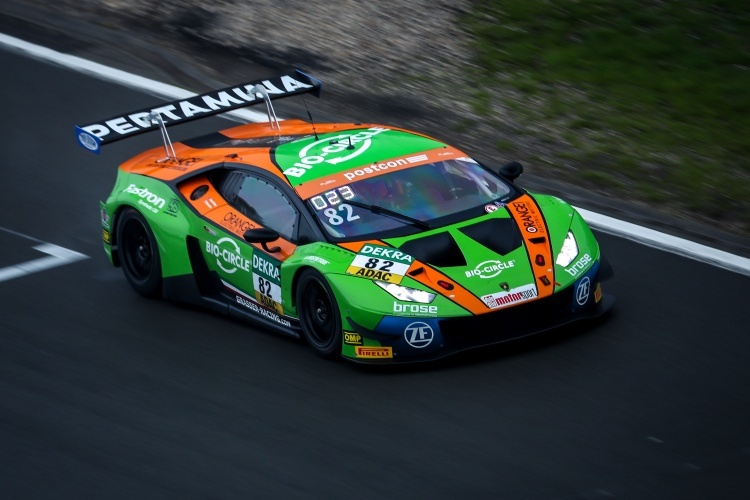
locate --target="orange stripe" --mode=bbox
[505,194,555,298]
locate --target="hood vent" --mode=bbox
[458,218,523,256]
[398,231,466,268]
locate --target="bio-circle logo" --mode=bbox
[283,128,389,178]
[205,237,250,274]
[576,277,591,306]
[404,321,434,348]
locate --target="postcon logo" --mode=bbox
[404,322,434,348]
[123,184,166,214]
[465,259,515,279]
[346,244,413,284]
[576,277,591,306]
[205,237,250,274]
[283,127,390,178]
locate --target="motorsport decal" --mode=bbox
[346,244,412,284]
[465,259,515,279]
[481,283,538,310]
[222,280,292,328]
[123,184,165,214]
[505,194,554,300]
[205,237,251,274]
[252,253,283,314]
[75,70,321,153]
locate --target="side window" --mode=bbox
[235,175,298,241]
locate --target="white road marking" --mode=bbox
[1,32,749,276]
[0,243,88,283]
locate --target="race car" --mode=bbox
[76,69,614,363]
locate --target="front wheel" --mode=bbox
[117,208,162,297]
[296,269,342,358]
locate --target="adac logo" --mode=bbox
[283,128,389,178]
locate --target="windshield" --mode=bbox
[306,158,514,240]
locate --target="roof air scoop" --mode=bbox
[251,84,281,131]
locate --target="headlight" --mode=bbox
[375,281,436,303]
[555,231,579,267]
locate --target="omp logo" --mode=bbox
[465,259,515,279]
[403,322,434,348]
[283,128,389,178]
[205,238,250,274]
[124,184,165,213]
[344,332,363,345]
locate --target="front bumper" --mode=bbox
[344,259,614,364]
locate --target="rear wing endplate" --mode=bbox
[75,69,321,154]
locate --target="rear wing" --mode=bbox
[75,69,322,154]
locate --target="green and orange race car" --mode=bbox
[76,70,614,363]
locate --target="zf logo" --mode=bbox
[576,277,591,306]
[404,322,434,349]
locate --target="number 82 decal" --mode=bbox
[323,204,360,226]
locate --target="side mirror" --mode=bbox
[499,161,523,181]
[244,227,281,253]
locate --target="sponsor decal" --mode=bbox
[204,225,218,236]
[355,346,393,359]
[124,184,165,213]
[79,73,315,143]
[346,244,412,284]
[481,283,538,310]
[565,253,592,277]
[283,127,390,178]
[204,197,218,209]
[465,259,515,279]
[576,277,591,306]
[99,202,110,229]
[102,229,111,244]
[303,255,329,266]
[594,282,602,303]
[393,302,438,317]
[344,332,363,345]
[252,253,283,314]
[485,204,498,213]
[205,237,250,274]
[342,153,428,181]
[164,198,180,217]
[235,294,292,327]
[509,201,545,234]
[403,322,434,348]
[222,211,254,235]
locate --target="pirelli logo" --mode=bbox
[355,346,393,359]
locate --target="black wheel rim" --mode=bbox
[122,219,153,282]
[302,278,336,347]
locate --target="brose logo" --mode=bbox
[283,127,389,178]
[124,184,165,213]
[565,253,592,277]
[393,302,438,316]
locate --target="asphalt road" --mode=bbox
[1,45,749,499]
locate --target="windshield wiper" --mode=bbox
[344,200,432,230]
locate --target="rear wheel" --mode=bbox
[296,269,342,358]
[117,208,162,297]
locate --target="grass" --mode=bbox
[463,1,750,232]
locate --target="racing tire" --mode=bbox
[296,269,342,358]
[117,208,162,298]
